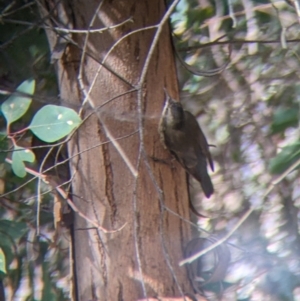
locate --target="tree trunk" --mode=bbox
[41,0,192,300]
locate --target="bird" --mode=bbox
[159,90,214,198]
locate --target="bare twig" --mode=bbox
[47,177,127,234]
[180,156,300,266]
[4,157,126,233]
[133,0,187,299]
[179,208,253,266]
[227,0,237,28]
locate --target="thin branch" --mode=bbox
[37,130,139,179]
[47,177,127,234]
[80,25,157,111]
[38,0,133,87]
[227,0,237,28]
[36,144,57,235]
[4,158,126,233]
[0,0,62,49]
[132,150,148,298]
[179,207,253,266]
[101,123,139,178]
[133,0,188,299]
[1,131,137,199]
[0,2,35,18]
[179,38,300,52]
[180,156,300,266]
[75,4,141,179]
[271,0,287,49]
[138,1,178,86]
[77,0,104,115]
[269,157,300,187]
[1,17,133,33]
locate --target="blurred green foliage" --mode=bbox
[0,1,69,300]
[271,107,298,134]
[1,0,300,300]
[171,0,300,299]
[269,142,300,174]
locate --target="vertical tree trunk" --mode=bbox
[42,0,192,300]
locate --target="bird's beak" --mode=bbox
[163,87,168,95]
[163,88,172,105]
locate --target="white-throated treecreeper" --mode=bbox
[159,91,214,198]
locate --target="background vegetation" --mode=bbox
[0,0,300,300]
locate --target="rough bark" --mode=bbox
[42,0,192,300]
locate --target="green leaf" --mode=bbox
[42,261,56,301]
[0,220,28,241]
[29,105,82,143]
[1,79,35,125]
[269,142,300,174]
[11,146,35,178]
[0,220,28,266]
[271,108,298,134]
[0,248,6,274]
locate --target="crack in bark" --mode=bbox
[98,122,118,226]
[97,232,108,287]
[118,280,124,301]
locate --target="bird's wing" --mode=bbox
[175,145,198,169]
[193,156,214,197]
[184,111,214,171]
[184,148,198,169]
[197,128,214,172]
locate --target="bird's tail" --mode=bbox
[199,171,214,198]
[191,158,214,198]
